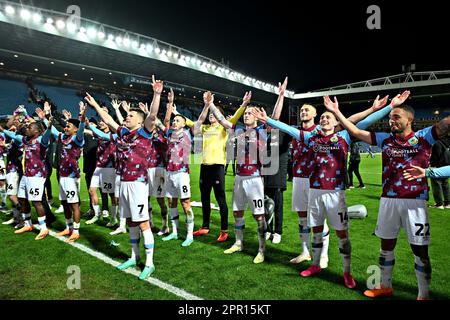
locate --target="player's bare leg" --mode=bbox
[86,187,101,225]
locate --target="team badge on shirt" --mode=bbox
[408,137,418,146]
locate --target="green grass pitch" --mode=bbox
[1,154,450,300]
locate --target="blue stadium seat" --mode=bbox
[34,83,82,115]
[0,78,35,115]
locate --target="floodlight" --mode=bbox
[20,9,31,20]
[5,6,15,15]
[56,20,65,29]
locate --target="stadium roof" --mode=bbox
[0,0,294,108]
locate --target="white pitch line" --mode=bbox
[358,171,382,175]
[45,228,203,300]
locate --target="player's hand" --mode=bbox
[203,91,214,106]
[139,102,149,113]
[168,88,174,105]
[62,109,72,120]
[242,91,252,107]
[403,165,426,180]
[111,99,121,110]
[79,104,87,122]
[35,108,46,120]
[121,101,131,113]
[85,92,99,108]
[251,107,268,123]
[152,75,164,94]
[391,90,410,108]
[79,101,86,115]
[372,95,389,111]
[323,96,339,113]
[278,77,288,96]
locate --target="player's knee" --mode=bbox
[88,187,97,197]
[157,197,166,206]
[253,214,264,222]
[312,225,324,234]
[381,238,397,251]
[139,220,150,231]
[233,211,244,218]
[181,199,190,208]
[336,229,348,239]
[411,244,429,259]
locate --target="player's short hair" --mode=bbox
[30,121,45,134]
[68,118,80,128]
[174,114,187,122]
[301,103,317,110]
[299,103,317,118]
[129,107,146,121]
[393,104,415,119]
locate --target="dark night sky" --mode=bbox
[15,0,450,93]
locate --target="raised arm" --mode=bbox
[197,92,212,124]
[194,91,212,135]
[359,91,410,127]
[88,123,115,141]
[74,104,87,144]
[210,91,252,130]
[163,102,173,130]
[41,116,54,146]
[155,118,166,132]
[209,102,233,130]
[0,126,23,144]
[227,91,253,125]
[251,107,301,140]
[347,94,390,124]
[271,77,288,121]
[85,93,119,132]
[37,107,60,138]
[111,99,124,125]
[323,96,373,144]
[144,75,163,132]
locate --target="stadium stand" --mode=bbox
[0,77,34,114]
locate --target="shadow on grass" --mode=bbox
[81,227,129,261]
[47,212,129,262]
